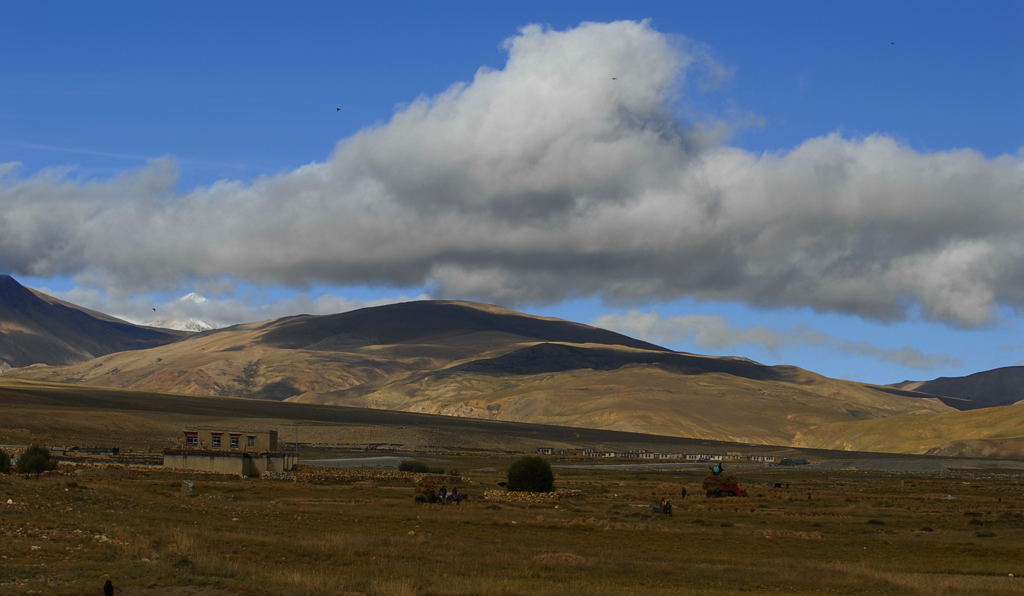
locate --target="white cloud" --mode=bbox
[1,20,1022,327]
[594,310,962,371]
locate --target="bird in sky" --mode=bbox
[336,106,342,111]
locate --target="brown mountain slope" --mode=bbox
[10,300,954,448]
[792,401,1024,458]
[0,274,187,370]
[10,301,669,398]
[893,366,1024,410]
[305,357,952,445]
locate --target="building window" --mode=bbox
[211,435,222,448]
[186,434,199,447]
[230,436,240,449]
[246,436,256,448]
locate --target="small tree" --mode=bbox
[507,456,554,493]
[398,460,444,474]
[0,449,10,474]
[15,445,57,474]
[399,460,430,473]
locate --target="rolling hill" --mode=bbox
[0,274,187,371]
[9,299,954,448]
[792,401,1024,457]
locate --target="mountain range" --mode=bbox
[1,275,1020,456]
[0,274,185,371]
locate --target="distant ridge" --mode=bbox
[892,366,1024,410]
[258,300,669,352]
[0,275,186,369]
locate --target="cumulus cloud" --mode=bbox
[1,20,1022,326]
[595,310,962,371]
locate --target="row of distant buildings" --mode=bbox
[164,429,780,477]
[535,447,776,463]
[54,428,779,477]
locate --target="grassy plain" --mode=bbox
[2,459,1023,595]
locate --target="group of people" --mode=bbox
[653,486,687,515]
[415,485,466,504]
[438,486,464,504]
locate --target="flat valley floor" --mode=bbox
[2,458,1023,595]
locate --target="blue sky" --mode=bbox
[1,1,1022,384]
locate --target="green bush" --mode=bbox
[399,460,427,473]
[0,450,10,474]
[507,456,554,492]
[398,460,443,474]
[15,445,57,474]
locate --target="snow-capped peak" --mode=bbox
[176,292,208,305]
[141,292,218,331]
[172,318,217,332]
[143,317,218,332]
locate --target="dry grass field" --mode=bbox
[2,458,1023,595]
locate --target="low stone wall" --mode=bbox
[163,450,296,477]
[262,464,461,485]
[483,489,583,503]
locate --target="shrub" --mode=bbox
[0,450,10,474]
[398,460,443,474]
[15,445,57,474]
[507,456,554,493]
[399,460,428,473]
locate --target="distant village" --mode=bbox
[535,447,776,463]
[9,429,784,477]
